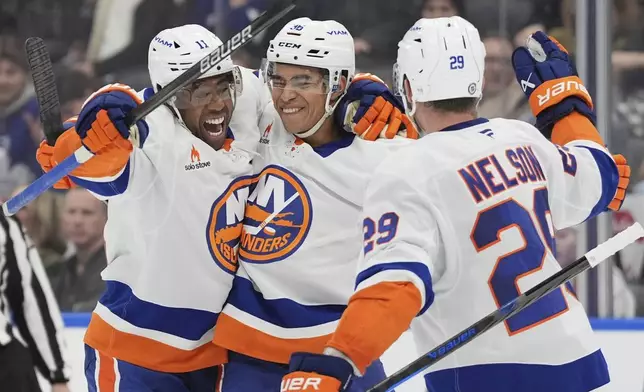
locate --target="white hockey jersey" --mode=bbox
[352,117,615,391]
[212,112,412,364]
[77,67,269,372]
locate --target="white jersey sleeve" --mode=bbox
[355,164,440,315]
[515,121,619,229]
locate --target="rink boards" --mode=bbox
[51,315,644,392]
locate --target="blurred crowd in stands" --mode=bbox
[0,0,643,316]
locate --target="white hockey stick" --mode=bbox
[369,222,644,392]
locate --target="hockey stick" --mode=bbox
[25,37,64,145]
[368,222,644,392]
[2,0,297,216]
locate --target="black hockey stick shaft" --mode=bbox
[368,223,644,392]
[25,37,63,145]
[124,0,297,127]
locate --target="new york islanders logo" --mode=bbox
[239,165,312,263]
[206,176,254,274]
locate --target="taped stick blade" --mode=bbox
[25,37,63,145]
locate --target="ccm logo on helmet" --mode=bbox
[281,377,321,391]
[536,79,590,108]
[327,30,348,35]
[278,42,302,49]
[199,25,252,73]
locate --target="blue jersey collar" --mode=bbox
[312,132,356,158]
[440,117,489,132]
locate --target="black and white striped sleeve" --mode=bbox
[0,215,71,383]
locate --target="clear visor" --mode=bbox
[261,59,332,95]
[173,66,243,110]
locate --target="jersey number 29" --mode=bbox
[471,188,572,335]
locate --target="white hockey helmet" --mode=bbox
[394,17,485,115]
[264,17,355,137]
[148,24,239,90]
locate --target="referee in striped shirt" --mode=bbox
[0,213,70,391]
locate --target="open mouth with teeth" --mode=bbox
[279,106,308,134]
[199,112,229,150]
[282,107,303,114]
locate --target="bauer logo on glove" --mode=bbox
[512,31,596,134]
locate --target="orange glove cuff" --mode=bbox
[551,112,604,146]
[529,76,593,117]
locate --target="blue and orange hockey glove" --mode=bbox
[336,73,419,140]
[36,116,134,185]
[512,31,595,139]
[281,353,354,392]
[609,154,630,211]
[76,83,148,154]
[36,118,79,190]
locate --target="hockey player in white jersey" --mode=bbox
[35,22,413,392]
[210,18,418,391]
[279,17,631,392]
[34,24,265,391]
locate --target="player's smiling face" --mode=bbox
[269,63,329,135]
[178,74,234,150]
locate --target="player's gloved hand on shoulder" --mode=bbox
[336,73,419,141]
[281,352,354,392]
[76,83,148,154]
[512,31,595,138]
[609,154,630,211]
[37,116,133,183]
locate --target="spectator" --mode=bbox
[49,188,107,312]
[10,186,68,269]
[421,0,464,19]
[478,34,532,122]
[56,68,99,120]
[0,35,43,180]
[0,146,32,200]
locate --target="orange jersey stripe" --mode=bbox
[551,112,604,147]
[98,351,117,392]
[327,282,422,374]
[213,313,331,364]
[84,313,227,373]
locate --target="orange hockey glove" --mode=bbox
[609,154,630,211]
[37,117,132,183]
[36,139,76,190]
[281,353,354,392]
[338,73,419,140]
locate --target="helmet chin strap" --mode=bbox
[294,91,344,139]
